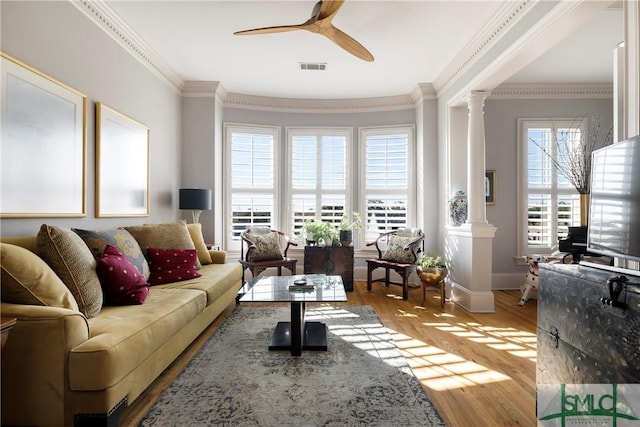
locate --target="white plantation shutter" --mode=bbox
[519,120,584,255]
[361,127,413,243]
[226,125,278,249]
[288,130,348,238]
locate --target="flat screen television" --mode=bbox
[584,134,640,273]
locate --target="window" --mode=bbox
[288,129,350,238]
[224,123,415,250]
[518,119,585,255]
[360,126,414,243]
[225,124,279,250]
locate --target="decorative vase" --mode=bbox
[580,193,590,227]
[448,191,467,226]
[339,230,353,246]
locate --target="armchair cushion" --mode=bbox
[0,243,79,310]
[382,235,417,263]
[36,224,103,318]
[246,232,284,262]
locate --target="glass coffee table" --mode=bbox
[239,274,347,356]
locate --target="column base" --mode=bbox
[450,283,495,313]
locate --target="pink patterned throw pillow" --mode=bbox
[147,248,201,285]
[96,245,149,305]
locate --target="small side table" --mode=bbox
[1,317,17,351]
[303,245,354,291]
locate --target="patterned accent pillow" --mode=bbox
[382,235,417,264]
[36,224,103,318]
[123,221,200,268]
[96,245,149,305]
[0,243,79,310]
[246,232,283,262]
[73,228,150,280]
[147,248,201,285]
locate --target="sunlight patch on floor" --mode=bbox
[388,329,511,391]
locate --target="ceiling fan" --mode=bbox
[234,0,374,62]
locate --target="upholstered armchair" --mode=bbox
[239,227,297,282]
[365,228,425,300]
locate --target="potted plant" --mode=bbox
[416,252,449,283]
[338,211,363,246]
[303,219,334,246]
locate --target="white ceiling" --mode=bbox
[105,0,624,99]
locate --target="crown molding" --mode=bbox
[434,0,533,94]
[489,83,613,99]
[223,93,416,113]
[71,0,184,93]
[411,83,437,104]
[182,81,228,102]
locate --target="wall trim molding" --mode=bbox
[490,83,613,99]
[182,81,228,102]
[223,92,416,113]
[71,0,184,93]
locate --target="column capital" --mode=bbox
[466,90,491,108]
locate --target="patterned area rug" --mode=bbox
[139,304,445,426]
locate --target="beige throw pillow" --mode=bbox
[124,221,201,268]
[36,224,103,318]
[1,243,79,310]
[187,223,213,265]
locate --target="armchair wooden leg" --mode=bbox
[402,274,409,300]
[367,264,373,291]
[385,268,390,287]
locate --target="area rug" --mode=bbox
[139,304,445,426]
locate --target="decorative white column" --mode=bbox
[445,90,496,313]
[466,90,489,225]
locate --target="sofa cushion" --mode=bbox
[0,243,79,310]
[153,262,242,306]
[97,245,149,305]
[36,224,103,318]
[73,227,151,280]
[187,223,213,265]
[69,288,206,391]
[147,248,201,285]
[123,221,200,268]
[246,231,283,262]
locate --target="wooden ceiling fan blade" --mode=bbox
[234,24,303,36]
[317,0,345,20]
[321,26,374,62]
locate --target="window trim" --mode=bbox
[359,125,416,248]
[223,122,280,251]
[516,118,585,257]
[284,126,353,240]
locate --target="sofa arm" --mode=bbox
[208,250,227,264]
[1,302,89,427]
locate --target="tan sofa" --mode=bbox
[0,223,242,427]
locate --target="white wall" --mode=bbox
[484,97,614,278]
[0,1,181,236]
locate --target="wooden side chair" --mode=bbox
[366,228,425,300]
[239,227,297,282]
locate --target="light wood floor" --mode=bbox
[120,281,537,427]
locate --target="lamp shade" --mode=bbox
[179,188,212,211]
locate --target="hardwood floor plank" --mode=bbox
[119,281,536,427]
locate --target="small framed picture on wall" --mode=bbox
[485,170,496,205]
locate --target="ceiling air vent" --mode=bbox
[300,62,326,71]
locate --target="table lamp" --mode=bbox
[179,188,212,223]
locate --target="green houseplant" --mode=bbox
[416,252,449,308]
[303,219,335,246]
[338,211,363,246]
